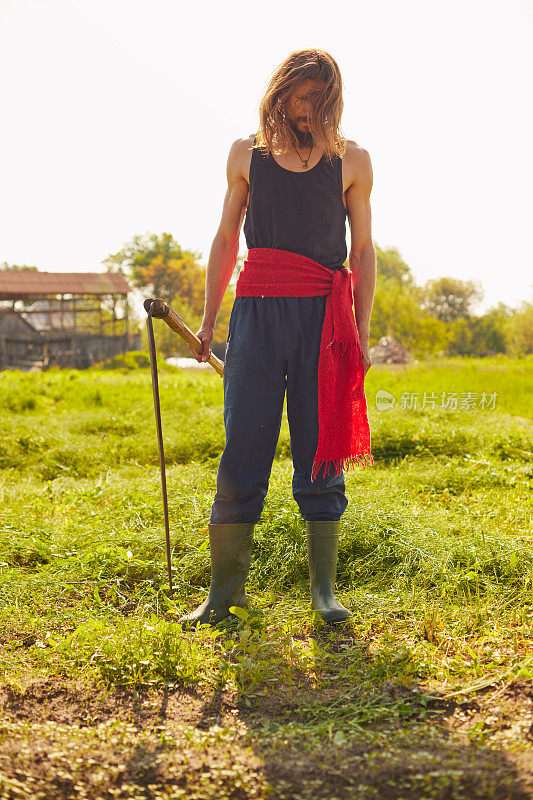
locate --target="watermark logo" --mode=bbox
[375,391,498,411]
[375,390,396,412]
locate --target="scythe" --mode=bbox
[143,297,224,592]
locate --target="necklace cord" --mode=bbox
[291,138,314,168]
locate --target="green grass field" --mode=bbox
[1,355,532,799]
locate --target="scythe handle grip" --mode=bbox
[143,297,224,377]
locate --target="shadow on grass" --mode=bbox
[2,623,531,799]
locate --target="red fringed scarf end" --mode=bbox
[237,248,373,482]
[311,452,375,482]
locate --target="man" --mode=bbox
[180,49,375,628]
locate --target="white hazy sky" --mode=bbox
[1,0,532,319]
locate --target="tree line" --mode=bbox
[102,233,531,359]
[3,237,531,359]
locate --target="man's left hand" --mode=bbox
[359,339,372,376]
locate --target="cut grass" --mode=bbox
[0,356,532,798]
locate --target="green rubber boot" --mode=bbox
[306,520,352,624]
[179,523,254,628]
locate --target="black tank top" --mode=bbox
[243,140,348,271]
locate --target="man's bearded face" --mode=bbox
[284,79,326,148]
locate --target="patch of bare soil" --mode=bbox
[444,679,533,794]
[0,675,432,730]
[446,680,533,744]
[0,678,210,728]
[1,678,533,799]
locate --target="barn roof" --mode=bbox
[0,271,133,299]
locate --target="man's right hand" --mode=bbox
[189,326,215,363]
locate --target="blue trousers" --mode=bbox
[210,296,349,524]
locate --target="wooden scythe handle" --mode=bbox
[143,298,224,377]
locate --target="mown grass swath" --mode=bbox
[0,355,532,799]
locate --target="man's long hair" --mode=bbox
[255,49,346,163]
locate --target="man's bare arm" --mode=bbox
[192,139,249,362]
[345,144,376,372]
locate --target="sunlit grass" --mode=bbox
[0,357,532,797]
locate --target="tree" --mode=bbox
[447,302,518,357]
[447,318,474,356]
[470,304,511,356]
[375,245,417,289]
[103,232,204,305]
[142,253,206,310]
[371,275,449,356]
[104,232,236,357]
[505,301,533,356]
[420,277,483,322]
[370,248,427,351]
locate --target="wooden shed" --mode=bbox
[0,271,141,370]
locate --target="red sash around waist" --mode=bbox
[236,247,373,481]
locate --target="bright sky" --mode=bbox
[1,0,532,319]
